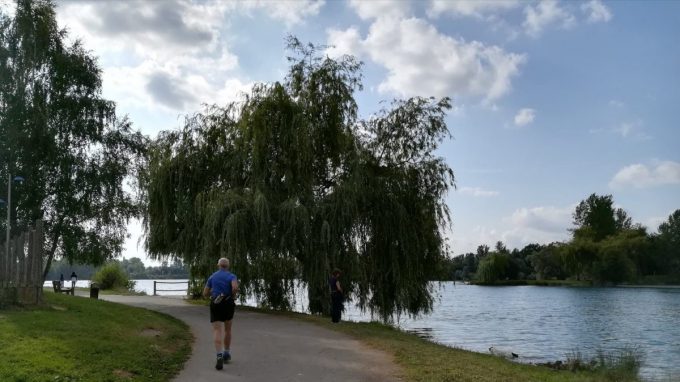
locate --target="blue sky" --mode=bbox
[33,0,680,262]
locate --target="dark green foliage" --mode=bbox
[447,195,678,285]
[0,0,147,278]
[529,243,568,280]
[44,259,98,280]
[143,38,455,321]
[655,209,680,276]
[572,194,631,242]
[92,262,132,290]
[476,253,509,284]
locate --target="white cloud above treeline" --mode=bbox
[55,0,323,116]
[458,187,500,197]
[427,0,520,18]
[581,0,613,23]
[610,161,680,189]
[523,0,575,37]
[514,108,536,126]
[328,2,526,101]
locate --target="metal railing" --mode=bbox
[153,280,190,296]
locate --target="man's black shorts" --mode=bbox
[210,299,235,322]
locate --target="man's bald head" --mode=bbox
[218,258,230,269]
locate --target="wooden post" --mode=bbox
[33,221,43,288]
[153,281,157,296]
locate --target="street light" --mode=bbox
[1,174,25,256]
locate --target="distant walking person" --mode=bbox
[70,271,78,288]
[59,273,64,288]
[329,268,343,323]
[203,257,239,370]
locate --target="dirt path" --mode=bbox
[96,294,401,382]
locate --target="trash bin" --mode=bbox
[90,283,99,299]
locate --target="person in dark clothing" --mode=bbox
[329,268,343,323]
[70,271,77,288]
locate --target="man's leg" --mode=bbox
[223,320,233,350]
[212,321,224,352]
[222,320,233,361]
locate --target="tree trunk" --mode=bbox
[41,230,60,282]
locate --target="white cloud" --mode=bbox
[645,216,667,233]
[589,119,651,140]
[523,0,575,38]
[581,0,612,23]
[509,206,573,233]
[348,0,409,20]
[608,99,624,108]
[0,0,16,17]
[427,0,520,18]
[514,108,536,126]
[326,27,363,58]
[458,187,500,197]
[332,16,526,101]
[450,204,574,254]
[54,1,280,116]
[614,122,634,138]
[238,0,325,27]
[610,161,680,189]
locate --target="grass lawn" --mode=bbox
[233,304,639,382]
[0,292,191,382]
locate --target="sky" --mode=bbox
[6,0,679,263]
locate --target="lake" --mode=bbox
[48,280,680,380]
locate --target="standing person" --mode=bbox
[70,271,78,288]
[203,257,238,370]
[59,274,64,288]
[329,268,343,323]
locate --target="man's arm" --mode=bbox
[231,279,239,299]
[204,276,212,298]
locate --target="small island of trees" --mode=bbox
[441,194,680,285]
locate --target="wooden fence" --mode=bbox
[0,220,44,305]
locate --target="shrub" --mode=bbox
[93,263,132,290]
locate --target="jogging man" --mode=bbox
[203,257,239,370]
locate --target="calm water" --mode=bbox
[384,284,680,381]
[49,280,679,379]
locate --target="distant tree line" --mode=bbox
[46,257,189,281]
[440,194,680,285]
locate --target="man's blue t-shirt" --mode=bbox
[206,270,237,299]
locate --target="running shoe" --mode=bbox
[215,354,224,370]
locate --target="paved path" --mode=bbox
[97,295,401,382]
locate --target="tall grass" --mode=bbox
[562,347,643,382]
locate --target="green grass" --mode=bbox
[0,292,191,382]
[233,305,640,382]
[75,287,147,296]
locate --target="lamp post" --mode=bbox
[0,174,25,256]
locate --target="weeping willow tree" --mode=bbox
[144,38,455,321]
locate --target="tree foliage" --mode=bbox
[445,199,679,285]
[143,38,455,321]
[477,253,509,284]
[0,0,147,278]
[655,209,680,276]
[572,194,631,242]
